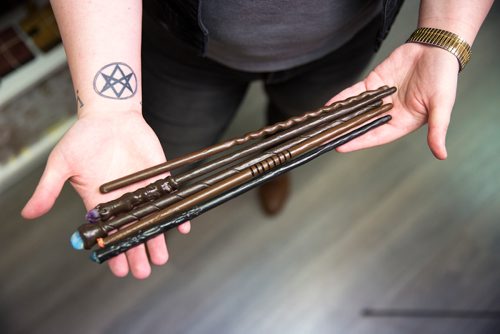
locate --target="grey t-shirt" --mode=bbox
[201,0,381,72]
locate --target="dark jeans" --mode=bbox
[142,11,382,160]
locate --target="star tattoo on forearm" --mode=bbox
[93,62,137,99]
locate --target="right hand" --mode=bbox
[22,110,190,279]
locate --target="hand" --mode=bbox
[22,110,190,279]
[327,43,459,159]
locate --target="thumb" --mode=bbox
[427,98,454,160]
[22,151,71,219]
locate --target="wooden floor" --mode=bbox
[1,2,500,334]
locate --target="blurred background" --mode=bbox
[1,1,499,333]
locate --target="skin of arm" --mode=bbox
[329,0,495,159]
[21,0,190,279]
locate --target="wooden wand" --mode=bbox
[96,104,392,248]
[70,86,396,258]
[98,86,394,193]
[87,86,396,223]
[75,102,390,249]
[90,115,392,263]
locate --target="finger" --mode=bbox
[107,253,129,277]
[177,221,191,234]
[126,244,152,279]
[427,100,453,160]
[146,234,169,266]
[22,151,71,219]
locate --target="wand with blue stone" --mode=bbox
[72,87,395,250]
[91,114,392,263]
[70,87,396,258]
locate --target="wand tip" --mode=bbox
[70,231,84,250]
[85,209,100,223]
[97,238,105,248]
[89,251,102,263]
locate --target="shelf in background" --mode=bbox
[0,42,73,194]
[0,1,74,193]
[0,43,66,107]
[0,116,75,193]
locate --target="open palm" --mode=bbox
[328,43,459,159]
[22,111,190,279]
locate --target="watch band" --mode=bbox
[406,27,471,72]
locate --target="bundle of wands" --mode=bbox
[70,86,397,263]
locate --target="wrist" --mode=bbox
[76,97,142,119]
[69,61,142,118]
[412,43,460,72]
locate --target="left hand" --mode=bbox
[327,43,459,159]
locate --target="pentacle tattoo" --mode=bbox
[76,90,84,108]
[93,62,137,100]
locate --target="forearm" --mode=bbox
[50,0,142,117]
[419,0,494,44]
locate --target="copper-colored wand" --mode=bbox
[90,115,392,263]
[70,86,397,256]
[91,86,396,222]
[77,102,387,249]
[99,86,395,193]
[97,104,392,248]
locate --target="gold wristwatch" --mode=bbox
[406,27,471,72]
